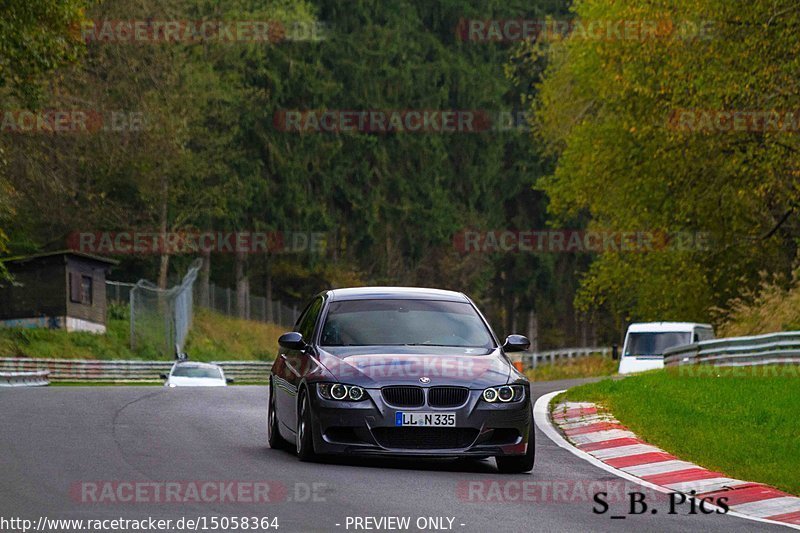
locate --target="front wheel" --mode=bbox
[296,390,317,462]
[495,420,535,474]
[267,381,291,450]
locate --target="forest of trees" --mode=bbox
[2,0,798,347]
[534,0,800,327]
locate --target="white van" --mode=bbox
[618,322,714,374]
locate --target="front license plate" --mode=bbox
[395,412,456,427]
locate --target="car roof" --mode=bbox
[627,322,713,333]
[172,361,221,369]
[327,286,469,302]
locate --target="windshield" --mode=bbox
[172,366,222,379]
[625,332,692,357]
[321,299,495,349]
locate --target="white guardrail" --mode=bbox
[0,358,272,382]
[664,331,800,367]
[0,370,51,387]
[0,348,614,382]
[524,347,611,369]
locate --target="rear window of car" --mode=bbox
[320,299,495,349]
[172,366,222,379]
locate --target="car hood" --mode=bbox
[167,376,226,387]
[317,346,512,388]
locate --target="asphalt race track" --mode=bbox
[0,382,782,532]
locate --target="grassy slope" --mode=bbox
[525,354,618,382]
[184,308,285,361]
[559,369,800,495]
[0,318,139,359]
[0,307,283,361]
[717,277,800,336]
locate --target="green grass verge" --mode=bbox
[0,307,283,361]
[0,318,141,359]
[184,308,284,361]
[526,355,617,382]
[558,368,800,495]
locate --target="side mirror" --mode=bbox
[226,377,234,384]
[279,332,307,351]
[503,334,530,353]
[160,373,168,380]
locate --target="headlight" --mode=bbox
[498,385,514,402]
[318,383,368,402]
[348,386,364,401]
[482,384,525,403]
[482,388,498,402]
[330,383,348,400]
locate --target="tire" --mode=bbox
[495,419,535,474]
[296,390,317,462]
[267,380,291,451]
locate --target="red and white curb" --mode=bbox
[533,390,800,530]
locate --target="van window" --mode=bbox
[695,328,715,342]
[625,332,692,357]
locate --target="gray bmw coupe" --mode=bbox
[268,287,534,473]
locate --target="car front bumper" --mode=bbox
[307,386,532,457]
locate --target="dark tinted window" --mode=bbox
[625,332,692,357]
[69,273,92,305]
[293,300,314,331]
[321,299,494,348]
[297,297,323,341]
[172,366,221,379]
[696,328,715,342]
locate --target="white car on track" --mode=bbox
[161,361,232,387]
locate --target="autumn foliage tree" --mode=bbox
[533,0,800,324]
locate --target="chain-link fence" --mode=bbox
[106,280,135,306]
[109,259,201,357]
[108,267,301,357]
[198,283,300,328]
